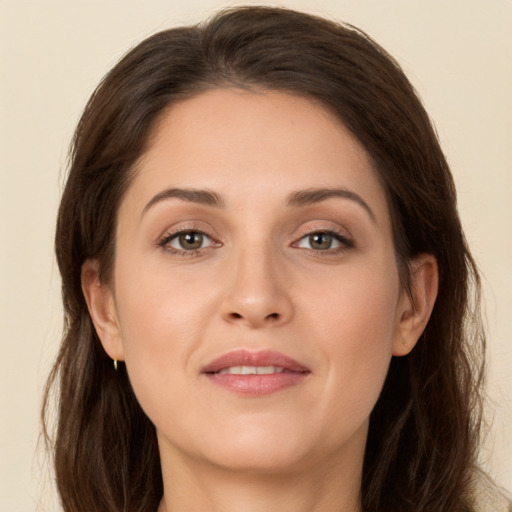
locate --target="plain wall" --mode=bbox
[1,1,511,510]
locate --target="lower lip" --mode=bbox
[205,372,309,395]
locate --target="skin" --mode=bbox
[83,89,438,512]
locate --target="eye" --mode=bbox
[295,231,352,252]
[159,230,216,252]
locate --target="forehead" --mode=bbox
[121,88,390,225]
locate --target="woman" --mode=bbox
[42,6,505,512]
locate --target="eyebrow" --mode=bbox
[286,188,376,223]
[142,186,375,223]
[142,187,224,215]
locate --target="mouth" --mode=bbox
[216,365,288,375]
[202,350,310,395]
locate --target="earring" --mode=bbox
[113,359,118,371]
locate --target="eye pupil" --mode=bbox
[309,233,332,250]
[179,232,203,250]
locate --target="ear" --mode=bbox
[81,259,124,361]
[392,254,439,356]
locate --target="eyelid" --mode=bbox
[157,225,221,254]
[291,225,354,253]
[156,221,353,256]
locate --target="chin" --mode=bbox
[204,440,312,475]
[159,417,315,474]
[183,417,363,476]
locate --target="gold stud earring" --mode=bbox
[113,359,118,371]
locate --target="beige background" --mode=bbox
[1,1,510,510]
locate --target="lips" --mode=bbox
[202,350,310,395]
[202,349,309,374]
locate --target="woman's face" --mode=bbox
[94,89,420,475]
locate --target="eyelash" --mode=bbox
[292,228,354,255]
[157,228,354,257]
[157,227,219,257]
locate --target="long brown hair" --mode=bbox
[43,6,486,511]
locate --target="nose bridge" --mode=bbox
[221,238,293,328]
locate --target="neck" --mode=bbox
[157,440,363,512]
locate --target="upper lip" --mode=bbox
[202,349,310,374]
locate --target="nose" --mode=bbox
[220,244,294,329]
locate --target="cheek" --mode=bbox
[305,257,400,349]
[115,259,212,350]
[303,260,400,420]
[111,257,231,423]
[112,263,205,399]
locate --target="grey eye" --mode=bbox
[309,233,333,250]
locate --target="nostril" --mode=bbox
[228,312,279,321]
